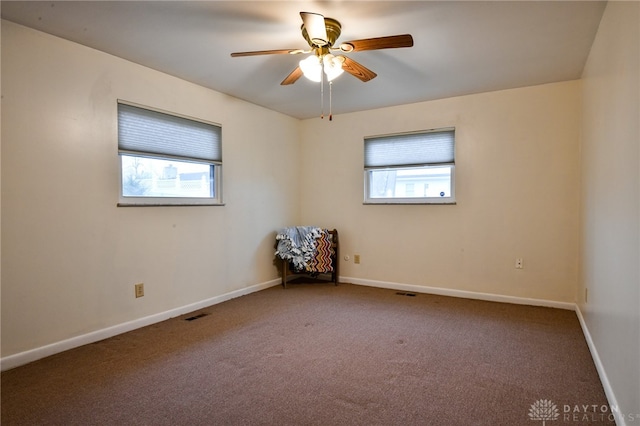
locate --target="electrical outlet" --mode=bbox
[354,254,361,264]
[515,258,523,269]
[135,283,144,298]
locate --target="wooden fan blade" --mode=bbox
[339,34,413,52]
[231,49,302,57]
[341,57,377,82]
[281,66,303,85]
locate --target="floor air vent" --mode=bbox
[185,313,209,321]
[395,292,417,297]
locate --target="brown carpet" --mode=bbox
[1,282,613,425]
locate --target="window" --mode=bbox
[364,128,455,204]
[117,102,222,206]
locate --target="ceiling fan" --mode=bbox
[230,12,414,86]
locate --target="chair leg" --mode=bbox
[282,260,288,289]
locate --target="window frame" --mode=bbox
[116,101,223,207]
[363,128,456,205]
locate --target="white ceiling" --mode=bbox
[1,1,606,120]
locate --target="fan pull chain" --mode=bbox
[320,62,325,119]
[329,81,333,121]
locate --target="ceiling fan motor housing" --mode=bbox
[302,17,342,48]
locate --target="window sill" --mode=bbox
[117,202,225,207]
[363,201,457,205]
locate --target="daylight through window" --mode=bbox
[117,102,222,206]
[364,128,455,204]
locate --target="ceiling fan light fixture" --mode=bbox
[299,55,323,82]
[300,54,345,82]
[323,54,345,81]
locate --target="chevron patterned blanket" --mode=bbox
[306,230,334,273]
[275,226,334,273]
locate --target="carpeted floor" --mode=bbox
[1,282,614,425]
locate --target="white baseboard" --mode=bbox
[574,305,625,426]
[0,278,282,371]
[341,276,576,310]
[0,277,601,371]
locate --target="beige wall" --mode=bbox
[300,81,581,303]
[1,21,301,357]
[580,1,640,417]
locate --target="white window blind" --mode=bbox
[364,129,454,168]
[118,103,221,162]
